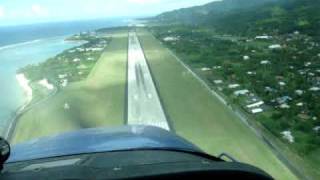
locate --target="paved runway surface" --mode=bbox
[127,31,170,131]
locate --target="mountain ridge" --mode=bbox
[152,0,320,36]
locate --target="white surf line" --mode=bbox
[127,31,170,131]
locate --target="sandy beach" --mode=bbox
[16,74,33,107]
[0,34,88,140]
[3,74,33,139]
[38,79,54,90]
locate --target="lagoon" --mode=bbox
[0,36,83,136]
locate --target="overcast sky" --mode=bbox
[0,0,219,26]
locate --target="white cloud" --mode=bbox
[128,0,160,4]
[0,0,220,26]
[31,4,48,16]
[0,6,5,18]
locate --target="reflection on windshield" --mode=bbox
[0,0,319,179]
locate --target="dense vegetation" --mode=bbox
[153,0,320,37]
[152,25,320,153]
[149,0,320,178]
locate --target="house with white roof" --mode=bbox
[163,37,179,42]
[58,74,68,79]
[243,56,250,60]
[73,58,80,62]
[281,131,294,143]
[61,79,68,87]
[64,103,70,110]
[295,90,304,95]
[310,87,320,92]
[214,80,223,84]
[213,66,222,69]
[280,104,290,109]
[247,71,256,75]
[296,102,304,107]
[251,108,263,114]
[305,62,312,67]
[228,84,240,89]
[234,89,249,96]
[77,48,85,52]
[269,44,282,49]
[255,35,272,40]
[91,48,104,51]
[246,101,264,109]
[260,60,271,65]
[279,81,286,86]
[201,67,211,71]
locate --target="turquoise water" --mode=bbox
[0,18,127,137]
[0,36,83,136]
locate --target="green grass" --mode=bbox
[12,30,128,144]
[137,29,297,180]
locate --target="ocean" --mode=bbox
[0,18,127,136]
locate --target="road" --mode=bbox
[6,86,58,141]
[127,31,170,131]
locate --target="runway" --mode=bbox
[127,31,170,131]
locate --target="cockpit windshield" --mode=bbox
[1,0,319,179]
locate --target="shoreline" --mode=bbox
[1,35,84,141]
[0,25,117,141]
[16,74,33,109]
[4,74,33,140]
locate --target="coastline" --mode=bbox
[1,36,85,141]
[0,21,123,141]
[16,74,33,109]
[4,74,33,140]
[4,30,111,143]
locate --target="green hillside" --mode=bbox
[153,0,320,37]
[148,0,320,179]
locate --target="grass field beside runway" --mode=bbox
[12,30,128,144]
[137,29,297,180]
